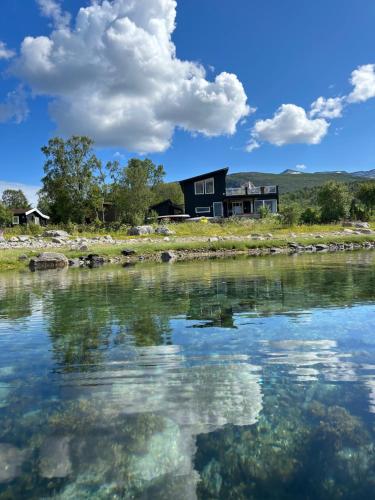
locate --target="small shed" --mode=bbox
[150,199,184,217]
[12,208,50,226]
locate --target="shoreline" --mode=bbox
[1,233,375,271]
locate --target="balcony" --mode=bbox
[226,185,277,197]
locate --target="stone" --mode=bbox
[18,235,31,242]
[316,244,329,251]
[359,229,373,234]
[18,254,28,261]
[39,436,72,479]
[127,225,154,236]
[270,247,281,254]
[164,237,170,242]
[121,249,137,256]
[208,237,219,242]
[68,258,82,268]
[87,255,106,268]
[29,253,69,271]
[9,237,19,243]
[0,443,26,483]
[43,230,70,238]
[161,251,177,262]
[52,237,65,244]
[155,226,175,236]
[79,244,89,251]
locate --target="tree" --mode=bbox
[356,182,375,217]
[317,181,351,222]
[280,204,301,226]
[107,158,165,225]
[0,203,12,227]
[2,189,30,209]
[40,136,105,223]
[151,182,184,207]
[300,207,320,225]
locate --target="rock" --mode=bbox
[270,247,281,254]
[121,249,137,256]
[127,225,154,236]
[87,255,106,268]
[161,251,177,262]
[343,228,354,234]
[68,258,82,268]
[79,244,89,251]
[52,237,65,244]
[43,230,70,238]
[343,221,370,229]
[315,234,324,239]
[29,253,69,271]
[39,436,72,479]
[155,226,175,236]
[359,229,373,234]
[316,244,329,251]
[0,443,26,483]
[208,237,219,242]
[18,235,31,242]
[18,254,28,261]
[9,237,19,243]
[164,237,170,242]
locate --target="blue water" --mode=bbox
[0,253,375,499]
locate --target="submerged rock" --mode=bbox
[0,443,26,483]
[39,436,72,479]
[161,251,177,262]
[29,252,69,271]
[0,383,11,408]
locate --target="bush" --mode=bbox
[300,207,321,225]
[280,204,301,226]
[258,206,270,219]
[318,181,351,222]
[0,203,12,227]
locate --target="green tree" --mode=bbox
[40,136,105,223]
[2,189,30,209]
[300,207,320,225]
[356,182,375,217]
[107,158,165,225]
[0,203,12,227]
[317,181,351,222]
[280,203,301,226]
[151,182,184,207]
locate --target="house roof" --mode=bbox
[12,207,50,219]
[179,168,229,185]
[150,199,182,210]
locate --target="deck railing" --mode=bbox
[226,185,277,196]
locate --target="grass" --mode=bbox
[1,233,375,272]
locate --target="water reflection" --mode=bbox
[0,253,375,498]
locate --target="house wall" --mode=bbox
[180,171,227,217]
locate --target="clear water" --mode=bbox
[0,253,375,499]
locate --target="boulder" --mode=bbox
[39,436,72,479]
[43,230,70,238]
[208,237,219,242]
[121,249,137,256]
[18,254,28,261]
[343,221,370,229]
[29,253,69,271]
[18,235,31,242]
[87,254,106,268]
[68,258,82,268]
[52,237,65,244]
[0,443,26,483]
[161,251,177,262]
[127,226,154,236]
[155,226,175,236]
[316,244,329,251]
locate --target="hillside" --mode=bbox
[227,171,368,194]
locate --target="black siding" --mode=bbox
[180,171,227,217]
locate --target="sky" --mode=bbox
[0,0,375,204]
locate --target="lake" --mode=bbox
[0,252,375,499]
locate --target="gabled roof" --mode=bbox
[179,168,229,185]
[12,207,50,219]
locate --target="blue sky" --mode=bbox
[1,0,375,203]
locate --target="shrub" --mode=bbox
[300,207,321,225]
[317,181,351,222]
[280,204,301,226]
[258,206,270,219]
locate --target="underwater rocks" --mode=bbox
[29,252,69,271]
[0,444,26,483]
[39,436,72,479]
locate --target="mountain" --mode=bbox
[226,170,373,194]
[281,169,302,175]
[351,169,375,179]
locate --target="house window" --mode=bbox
[231,202,243,215]
[195,180,205,195]
[195,207,211,214]
[194,177,215,195]
[255,199,278,213]
[12,216,20,225]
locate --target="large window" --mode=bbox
[195,207,211,214]
[194,177,215,195]
[12,216,20,225]
[231,201,243,215]
[255,199,278,213]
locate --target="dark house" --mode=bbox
[179,168,279,218]
[150,199,184,217]
[12,208,50,226]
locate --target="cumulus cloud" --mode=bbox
[250,104,329,148]
[296,163,307,170]
[310,96,344,119]
[0,86,29,124]
[0,41,15,60]
[36,0,71,28]
[11,0,250,153]
[347,64,375,103]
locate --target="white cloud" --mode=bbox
[310,96,344,119]
[250,104,329,148]
[347,64,375,103]
[36,0,71,28]
[12,0,250,153]
[0,41,15,60]
[0,181,40,206]
[296,164,307,170]
[245,139,260,152]
[0,86,29,124]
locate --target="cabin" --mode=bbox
[179,168,279,218]
[149,199,184,217]
[11,208,50,226]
